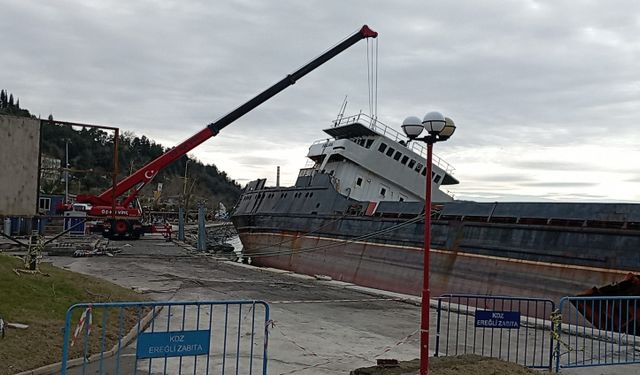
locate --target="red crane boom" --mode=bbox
[76,25,378,238]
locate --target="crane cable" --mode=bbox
[234,211,350,254]
[243,212,426,259]
[366,39,372,117]
[244,212,424,259]
[366,37,380,120]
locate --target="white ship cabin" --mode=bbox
[300,113,459,203]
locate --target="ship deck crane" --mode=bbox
[75,25,378,239]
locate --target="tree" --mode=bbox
[8,94,14,108]
[0,90,5,108]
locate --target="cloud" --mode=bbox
[507,161,591,171]
[235,155,287,167]
[519,181,598,188]
[2,0,640,202]
[467,173,534,183]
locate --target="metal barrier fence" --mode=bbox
[435,294,555,370]
[555,296,640,371]
[60,300,270,375]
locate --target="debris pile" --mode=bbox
[45,237,124,257]
[184,223,237,254]
[351,355,539,375]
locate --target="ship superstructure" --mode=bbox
[281,113,457,206]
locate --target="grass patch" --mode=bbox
[0,254,147,375]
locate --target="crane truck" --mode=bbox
[69,25,378,239]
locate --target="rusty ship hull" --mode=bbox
[232,176,640,303]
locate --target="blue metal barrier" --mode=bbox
[555,296,640,371]
[435,294,555,370]
[60,300,270,375]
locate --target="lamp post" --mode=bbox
[402,111,456,375]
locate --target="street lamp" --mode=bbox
[402,111,456,375]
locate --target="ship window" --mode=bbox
[393,151,402,161]
[421,167,427,176]
[408,159,416,168]
[365,139,374,148]
[380,187,387,197]
[415,163,423,172]
[386,147,395,157]
[378,143,387,152]
[356,177,363,186]
[309,192,314,197]
[434,175,442,184]
[401,155,409,165]
[399,197,405,202]
[316,203,321,208]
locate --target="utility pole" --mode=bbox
[183,159,190,198]
[183,159,190,223]
[64,140,70,204]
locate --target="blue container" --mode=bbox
[64,217,86,236]
[10,217,20,236]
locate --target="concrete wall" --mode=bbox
[0,115,40,216]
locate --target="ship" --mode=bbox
[230,112,640,304]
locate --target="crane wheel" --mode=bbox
[114,220,129,235]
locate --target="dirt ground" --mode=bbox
[351,355,545,375]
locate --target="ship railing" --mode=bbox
[331,112,455,175]
[311,139,331,146]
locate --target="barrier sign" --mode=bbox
[475,310,520,329]
[136,330,211,358]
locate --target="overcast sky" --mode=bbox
[2,0,639,202]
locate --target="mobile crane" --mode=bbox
[74,25,378,239]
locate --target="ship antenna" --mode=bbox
[335,95,348,126]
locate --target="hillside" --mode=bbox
[1,89,242,212]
